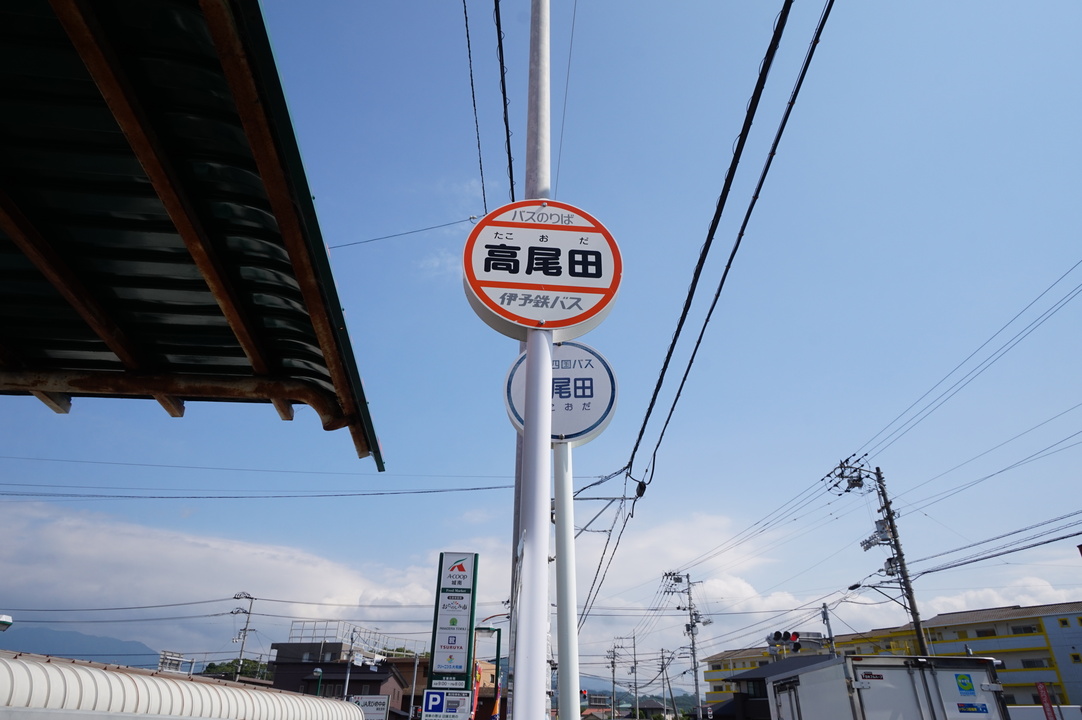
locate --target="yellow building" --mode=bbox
[863,601,1082,706]
[703,601,1082,708]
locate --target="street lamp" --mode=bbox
[0,615,12,632]
[313,667,323,697]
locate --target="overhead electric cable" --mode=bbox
[854,256,1082,458]
[910,508,1082,565]
[906,429,1082,512]
[578,496,633,629]
[461,0,489,213]
[492,0,516,201]
[579,3,837,628]
[552,0,579,198]
[329,217,478,248]
[16,612,233,624]
[895,400,1082,499]
[639,0,835,488]
[0,485,512,501]
[914,528,1082,577]
[0,453,516,480]
[624,0,797,485]
[5,598,233,612]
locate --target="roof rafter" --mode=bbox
[201,0,370,455]
[49,0,296,421]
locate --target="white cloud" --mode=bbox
[0,503,508,655]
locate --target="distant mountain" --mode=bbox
[0,627,159,669]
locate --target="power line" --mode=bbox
[0,485,513,501]
[461,0,488,214]
[636,0,835,490]
[624,0,798,486]
[579,0,820,631]
[0,454,518,481]
[910,508,1082,566]
[917,529,1082,577]
[4,598,234,613]
[492,0,515,202]
[328,217,478,249]
[856,257,1082,459]
[552,0,579,199]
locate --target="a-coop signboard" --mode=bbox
[463,199,621,342]
[427,552,478,691]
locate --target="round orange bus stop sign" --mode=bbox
[463,199,622,342]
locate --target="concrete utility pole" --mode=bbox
[874,467,929,655]
[615,635,639,719]
[231,592,254,681]
[607,647,616,719]
[842,461,929,656]
[342,628,356,700]
[821,603,837,656]
[665,573,709,720]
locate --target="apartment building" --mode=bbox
[703,601,1082,708]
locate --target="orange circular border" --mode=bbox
[463,199,622,330]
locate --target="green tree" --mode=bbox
[202,658,272,680]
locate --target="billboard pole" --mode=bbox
[554,441,581,720]
[516,1,551,719]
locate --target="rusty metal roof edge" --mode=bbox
[225,0,383,470]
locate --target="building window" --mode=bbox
[1012,624,1040,634]
[1070,654,1081,663]
[1003,694,1015,705]
[302,652,312,662]
[1059,618,1070,628]
[956,631,968,640]
[1021,659,1047,669]
[975,629,997,638]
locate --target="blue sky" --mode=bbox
[2,0,1081,694]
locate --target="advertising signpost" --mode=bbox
[349,695,389,720]
[421,689,473,720]
[426,553,479,692]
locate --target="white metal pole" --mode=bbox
[515,327,552,720]
[512,1,552,719]
[526,0,551,200]
[554,442,580,720]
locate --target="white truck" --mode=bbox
[766,654,1011,719]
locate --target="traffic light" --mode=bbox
[767,631,802,653]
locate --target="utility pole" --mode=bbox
[615,636,639,719]
[342,628,357,700]
[837,460,929,656]
[821,603,837,656]
[607,647,616,719]
[874,467,928,655]
[661,650,678,720]
[665,572,709,720]
[231,592,254,682]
